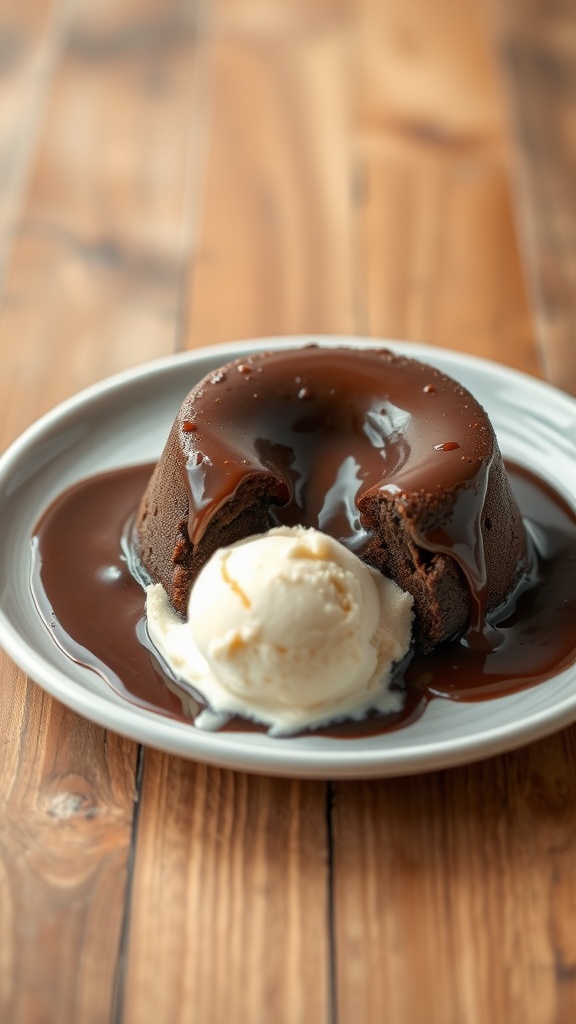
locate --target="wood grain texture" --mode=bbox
[123,755,330,1024]
[0,0,205,448]
[332,733,576,1024]
[489,0,576,393]
[0,1,207,1022]
[0,650,137,1023]
[0,0,69,290]
[352,0,538,376]
[123,6,349,1020]
[332,1,576,1022]
[185,0,356,347]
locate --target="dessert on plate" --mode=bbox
[27,341,576,743]
[133,345,527,654]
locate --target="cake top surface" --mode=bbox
[174,345,495,545]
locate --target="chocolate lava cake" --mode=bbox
[133,345,527,650]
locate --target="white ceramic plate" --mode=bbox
[1,337,575,779]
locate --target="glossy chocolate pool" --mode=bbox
[30,460,576,738]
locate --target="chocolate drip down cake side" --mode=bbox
[132,345,528,654]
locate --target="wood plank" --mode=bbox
[0,0,204,448]
[332,733,576,1024]
[123,756,330,1024]
[488,0,576,394]
[123,3,354,1021]
[332,2,572,1023]
[0,650,138,1024]
[0,2,206,1021]
[0,0,68,289]
[352,0,537,376]
[185,0,355,347]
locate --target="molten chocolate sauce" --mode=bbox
[175,348,499,637]
[31,460,576,738]
[179,349,492,545]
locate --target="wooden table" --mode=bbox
[1,1,575,1022]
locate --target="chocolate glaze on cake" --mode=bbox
[132,345,527,650]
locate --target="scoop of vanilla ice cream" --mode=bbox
[145,526,413,734]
